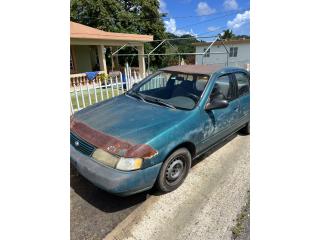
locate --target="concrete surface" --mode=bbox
[105,134,250,240]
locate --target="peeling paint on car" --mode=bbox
[71,118,158,159]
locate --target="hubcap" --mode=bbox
[166,159,184,182]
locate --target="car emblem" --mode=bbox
[107,145,116,152]
[74,141,80,147]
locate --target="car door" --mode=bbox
[199,73,240,152]
[234,71,250,126]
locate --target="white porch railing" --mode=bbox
[70,68,147,114]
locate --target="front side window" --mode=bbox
[210,74,235,101]
[235,72,250,96]
[129,71,210,110]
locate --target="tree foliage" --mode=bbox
[161,33,199,66]
[71,0,166,35]
[70,0,167,68]
[219,29,250,40]
[219,29,235,39]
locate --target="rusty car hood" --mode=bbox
[71,94,189,153]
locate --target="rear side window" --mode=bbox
[235,72,250,96]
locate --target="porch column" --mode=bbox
[97,45,107,73]
[137,45,145,76]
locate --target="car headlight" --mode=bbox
[92,148,119,168]
[92,149,143,171]
[116,157,143,171]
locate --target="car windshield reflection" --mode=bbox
[130,71,210,110]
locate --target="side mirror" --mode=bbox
[205,99,229,110]
[132,83,137,88]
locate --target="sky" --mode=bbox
[159,0,250,38]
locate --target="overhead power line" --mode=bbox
[71,8,250,41]
[71,8,248,22]
[163,8,246,19]
[192,21,250,40]
[177,8,249,30]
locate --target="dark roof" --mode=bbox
[192,38,250,46]
[161,64,222,75]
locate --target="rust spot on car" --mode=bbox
[125,144,159,159]
[71,118,158,159]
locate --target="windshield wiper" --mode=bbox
[127,91,176,109]
[144,96,176,109]
[127,90,145,102]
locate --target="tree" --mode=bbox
[218,29,250,40]
[219,29,236,40]
[162,33,200,66]
[70,0,167,68]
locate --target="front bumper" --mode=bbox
[70,144,162,196]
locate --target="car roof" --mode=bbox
[160,64,246,76]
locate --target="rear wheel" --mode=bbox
[240,122,250,135]
[156,148,191,193]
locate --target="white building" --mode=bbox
[193,39,250,70]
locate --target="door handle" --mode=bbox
[234,106,240,111]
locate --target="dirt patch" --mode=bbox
[231,190,250,240]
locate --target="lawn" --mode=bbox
[71,86,125,110]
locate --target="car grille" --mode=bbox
[70,132,96,156]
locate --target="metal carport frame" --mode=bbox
[111,36,230,74]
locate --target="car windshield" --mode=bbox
[128,70,210,110]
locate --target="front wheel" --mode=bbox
[156,148,191,193]
[240,122,250,135]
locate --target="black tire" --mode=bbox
[240,122,250,135]
[156,148,191,193]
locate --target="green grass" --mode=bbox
[231,195,250,239]
[71,86,124,110]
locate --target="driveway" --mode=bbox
[71,133,249,240]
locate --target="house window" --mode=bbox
[229,47,238,57]
[204,48,210,57]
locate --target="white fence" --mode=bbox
[70,68,146,114]
[70,64,250,114]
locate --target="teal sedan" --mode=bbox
[70,65,250,196]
